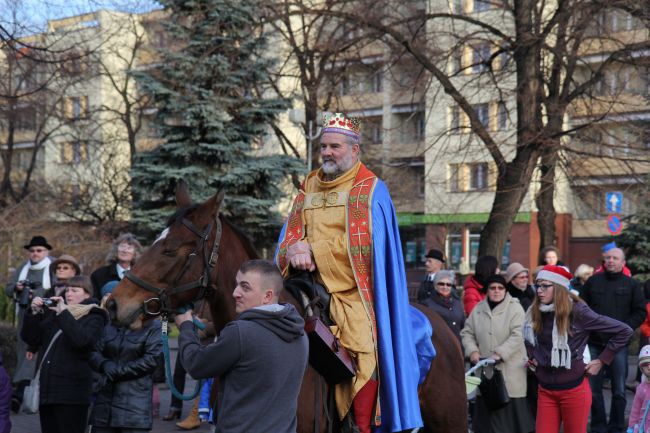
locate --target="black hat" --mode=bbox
[24,236,52,250]
[485,274,507,288]
[425,249,445,263]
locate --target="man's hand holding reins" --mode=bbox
[287,241,316,272]
[174,309,194,327]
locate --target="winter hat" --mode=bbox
[425,249,445,263]
[24,235,53,250]
[101,280,119,298]
[536,265,573,290]
[505,262,528,283]
[601,242,617,253]
[484,274,507,288]
[640,345,650,368]
[51,255,81,275]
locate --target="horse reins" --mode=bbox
[122,212,222,401]
[124,213,223,316]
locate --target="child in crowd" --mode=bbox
[629,346,650,433]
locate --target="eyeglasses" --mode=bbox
[56,265,73,271]
[436,282,453,287]
[487,285,506,291]
[535,283,554,291]
[118,245,135,252]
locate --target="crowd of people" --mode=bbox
[0,111,648,433]
[418,244,650,433]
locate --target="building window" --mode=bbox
[473,0,490,12]
[497,102,507,130]
[449,105,460,132]
[416,112,425,140]
[473,103,489,128]
[363,117,383,144]
[448,163,461,192]
[371,72,383,93]
[450,49,463,74]
[61,141,88,164]
[471,43,491,73]
[339,75,350,96]
[468,162,488,190]
[63,96,88,120]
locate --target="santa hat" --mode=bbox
[536,265,573,290]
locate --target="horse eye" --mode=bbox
[162,249,178,257]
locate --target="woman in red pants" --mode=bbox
[523,265,632,433]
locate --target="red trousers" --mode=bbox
[536,377,592,433]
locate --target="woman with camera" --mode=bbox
[21,275,107,433]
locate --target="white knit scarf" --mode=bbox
[523,301,572,369]
[17,256,52,289]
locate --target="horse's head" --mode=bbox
[108,181,225,329]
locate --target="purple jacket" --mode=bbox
[526,301,632,389]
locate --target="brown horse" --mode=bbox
[109,184,467,433]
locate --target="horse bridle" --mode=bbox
[124,213,223,317]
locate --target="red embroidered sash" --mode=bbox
[277,164,377,324]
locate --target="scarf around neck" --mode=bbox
[524,301,572,369]
[65,303,98,320]
[18,256,52,289]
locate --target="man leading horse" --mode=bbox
[276,113,424,433]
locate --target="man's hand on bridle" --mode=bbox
[287,241,316,272]
[174,309,194,327]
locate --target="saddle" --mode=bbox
[284,272,356,384]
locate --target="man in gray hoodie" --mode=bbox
[175,259,308,433]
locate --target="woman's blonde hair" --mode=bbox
[531,282,582,336]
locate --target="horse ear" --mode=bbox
[207,189,225,215]
[175,180,192,208]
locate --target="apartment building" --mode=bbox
[305,0,649,272]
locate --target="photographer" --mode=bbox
[4,235,54,411]
[22,276,107,433]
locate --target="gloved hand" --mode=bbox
[102,361,119,381]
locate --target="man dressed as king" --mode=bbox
[276,113,424,433]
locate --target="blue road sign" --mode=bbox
[607,214,623,236]
[606,192,623,213]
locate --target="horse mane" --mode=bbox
[220,215,260,260]
[167,203,259,260]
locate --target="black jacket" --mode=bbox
[417,277,435,302]
[581,271,646,347]
[21,299,108,405]
[89,320,162,429]
[419,291,464,342]
[90,264,120,300]
[506,282,535,312]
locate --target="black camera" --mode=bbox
[42,298,58,308]
[16,279,42,308]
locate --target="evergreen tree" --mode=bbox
[616,177,650,280]
[132,0,303,245]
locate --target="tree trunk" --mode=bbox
[478,147,540,258]
[535,144,559,249]
[479,0,543,259]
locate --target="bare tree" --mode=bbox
[294,0,649,257]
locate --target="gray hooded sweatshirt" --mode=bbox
[178,303,308,433]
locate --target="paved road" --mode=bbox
[10,338,213,433]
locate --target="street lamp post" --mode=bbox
[289,109,323,172]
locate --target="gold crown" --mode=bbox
[322,113,361,141]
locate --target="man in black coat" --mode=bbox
[417,249,445,302]
[581,247,645,433]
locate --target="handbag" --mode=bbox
[21,330,63,414]
[478,364,510,411]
